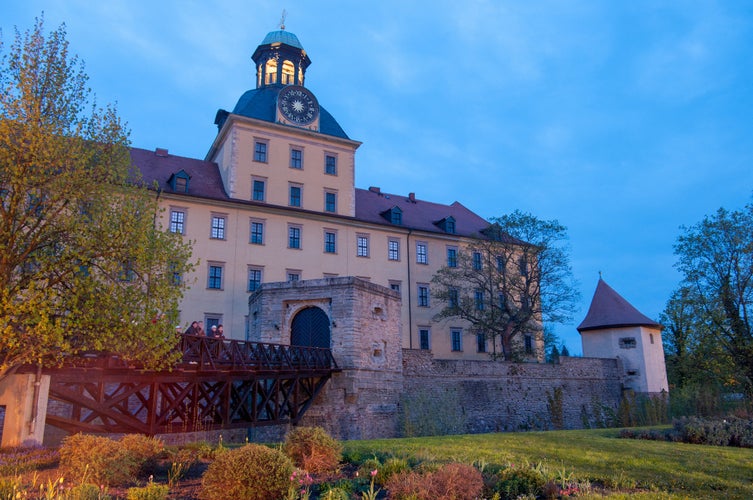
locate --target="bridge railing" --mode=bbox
[178,334,338,372]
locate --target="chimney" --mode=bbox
[155,148,169,157]
[408,192,416,202]
[369,186,381,194]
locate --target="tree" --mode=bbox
[431,210,580,361]
[0,18,194,379]
[673,203,753,395]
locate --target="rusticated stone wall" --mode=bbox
[400,350,624,434]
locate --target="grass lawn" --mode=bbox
[343,428,753,499]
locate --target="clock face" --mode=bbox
[278,85,319,126]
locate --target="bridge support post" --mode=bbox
[0,373,50,447]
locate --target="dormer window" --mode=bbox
[435,216,456,234]
[168,170,190,193]
[382,206,402,225]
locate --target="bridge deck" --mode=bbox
[28,335,339,436]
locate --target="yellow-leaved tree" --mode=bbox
[0,17,195,380]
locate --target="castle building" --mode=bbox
[578,278,669,394]
[132,27,544,361]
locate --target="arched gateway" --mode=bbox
[290,306,331,348]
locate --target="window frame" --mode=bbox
[324,190,337,213]
[247,266,263,292]
[252,177,266,202]
[447,246,458,268]
[325,153,337,175]
[250,219,264,245]
[472,251,482,270]
[210,214,227,240]
[288,224,302,249]
[324,229,337,254]
[356,233,370,258]
[416,242,428,264]
[253,140,268,163]
[451,329,463,352]
[388,238,400,261]
[207,262,224,290]
[169,208,186,234]
[419,328,431,350]
[417,284,430,307]
[289,184,302,207]
[290,147,303,169]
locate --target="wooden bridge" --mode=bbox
[28,335,339,436]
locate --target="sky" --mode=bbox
[3,1,753,354]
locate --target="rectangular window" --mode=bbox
[477,332,486,353]
[205,315,221,333]
[357,234,369,257]
[473,252,482,270]
[416,242,427,264]
[287,271,300,282]
[451,329,462,352]
[325,154,337,175]
[447,247,457,268]
[389,281,401,296]
[448,287,459,309]
[388,239,400,261]
[324,231,337,253]
[210,215,226,239]
[524,334,533,354]
[290,148,303,169]
[325,191,337,213]
[247,267,262,292]
[418,284,430,307]
[619,337,637,349]
[419,328,430,350]
[496,255,504,272]
[475,289,485,310]
[250,220,264,244]
[289,185,302,207]
[169,262,181,286]
[169,209,185,234]
[208,264,223,290]
[254,141,267,162]
[252,179,265,201]
[288,225,301,249]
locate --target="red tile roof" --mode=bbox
[577,278,661,332]
[130,147,228,200]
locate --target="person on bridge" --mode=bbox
[217,324,225,339]
[185,321,200,335]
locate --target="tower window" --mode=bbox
[325,154,337,175]
[281,60,295,84]
[252,179,266,201]
[290,148,303,169]
[254,141,268,163]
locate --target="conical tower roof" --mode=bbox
[577,278,661,332]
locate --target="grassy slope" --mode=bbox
[342,429,753,499]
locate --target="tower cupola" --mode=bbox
[251,27,311,89]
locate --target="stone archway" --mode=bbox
[290,306,331,348]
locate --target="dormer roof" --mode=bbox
[577,278,662,332]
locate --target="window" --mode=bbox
[650,333,655,344]
[205,315,222,332]
[388,239,400,261]
[451,329,462,351]
[418,284,430,307]
[208,264,223,290]
[419,328,430,350]
[169,209,185,234]
[473,252,482,270]
[325,154,337,175]
[448,288,459,309]
[289,185,302,207]
[389,207,402,225]
[325,191,337,213]
[475,290,485,310]
[287,271,300,282]
[477,332,486,353]
[324,231,337,253]
[250,220,264,244]
[496,255,504,272]
[247,267,262,292]
[288,225,301,249]
[357,234,369,257]
[519,255,528,276]
[252,179,265,201]
[290,148,303,169]
[389,281,401,296]
[169,262,181,286]
[524,335,533,354]
[416,242,427,264]
[210,215,226,239]
[619,337,637,349]
[447,247,457,267]
[498,292,506,310]
[254,141,267,162]
[445,218,456,234]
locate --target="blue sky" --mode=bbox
[3,1,753,353]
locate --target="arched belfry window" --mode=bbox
[282,60,295,85]
[265,59,278,85]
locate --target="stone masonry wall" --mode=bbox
[401,350,624,434]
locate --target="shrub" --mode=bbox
[199,443,293,500]
[59,434,163,487]
[126,481,169,500]
[69,483,111,500]
[496,465,546,499]
[283,426,342,476]
[385,462,483,500]
[377,457,411,486]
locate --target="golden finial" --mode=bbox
[279,9,287,30]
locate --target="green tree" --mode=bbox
[0,18,194,379]
[431,210,580,361]
[673,203,753,396]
